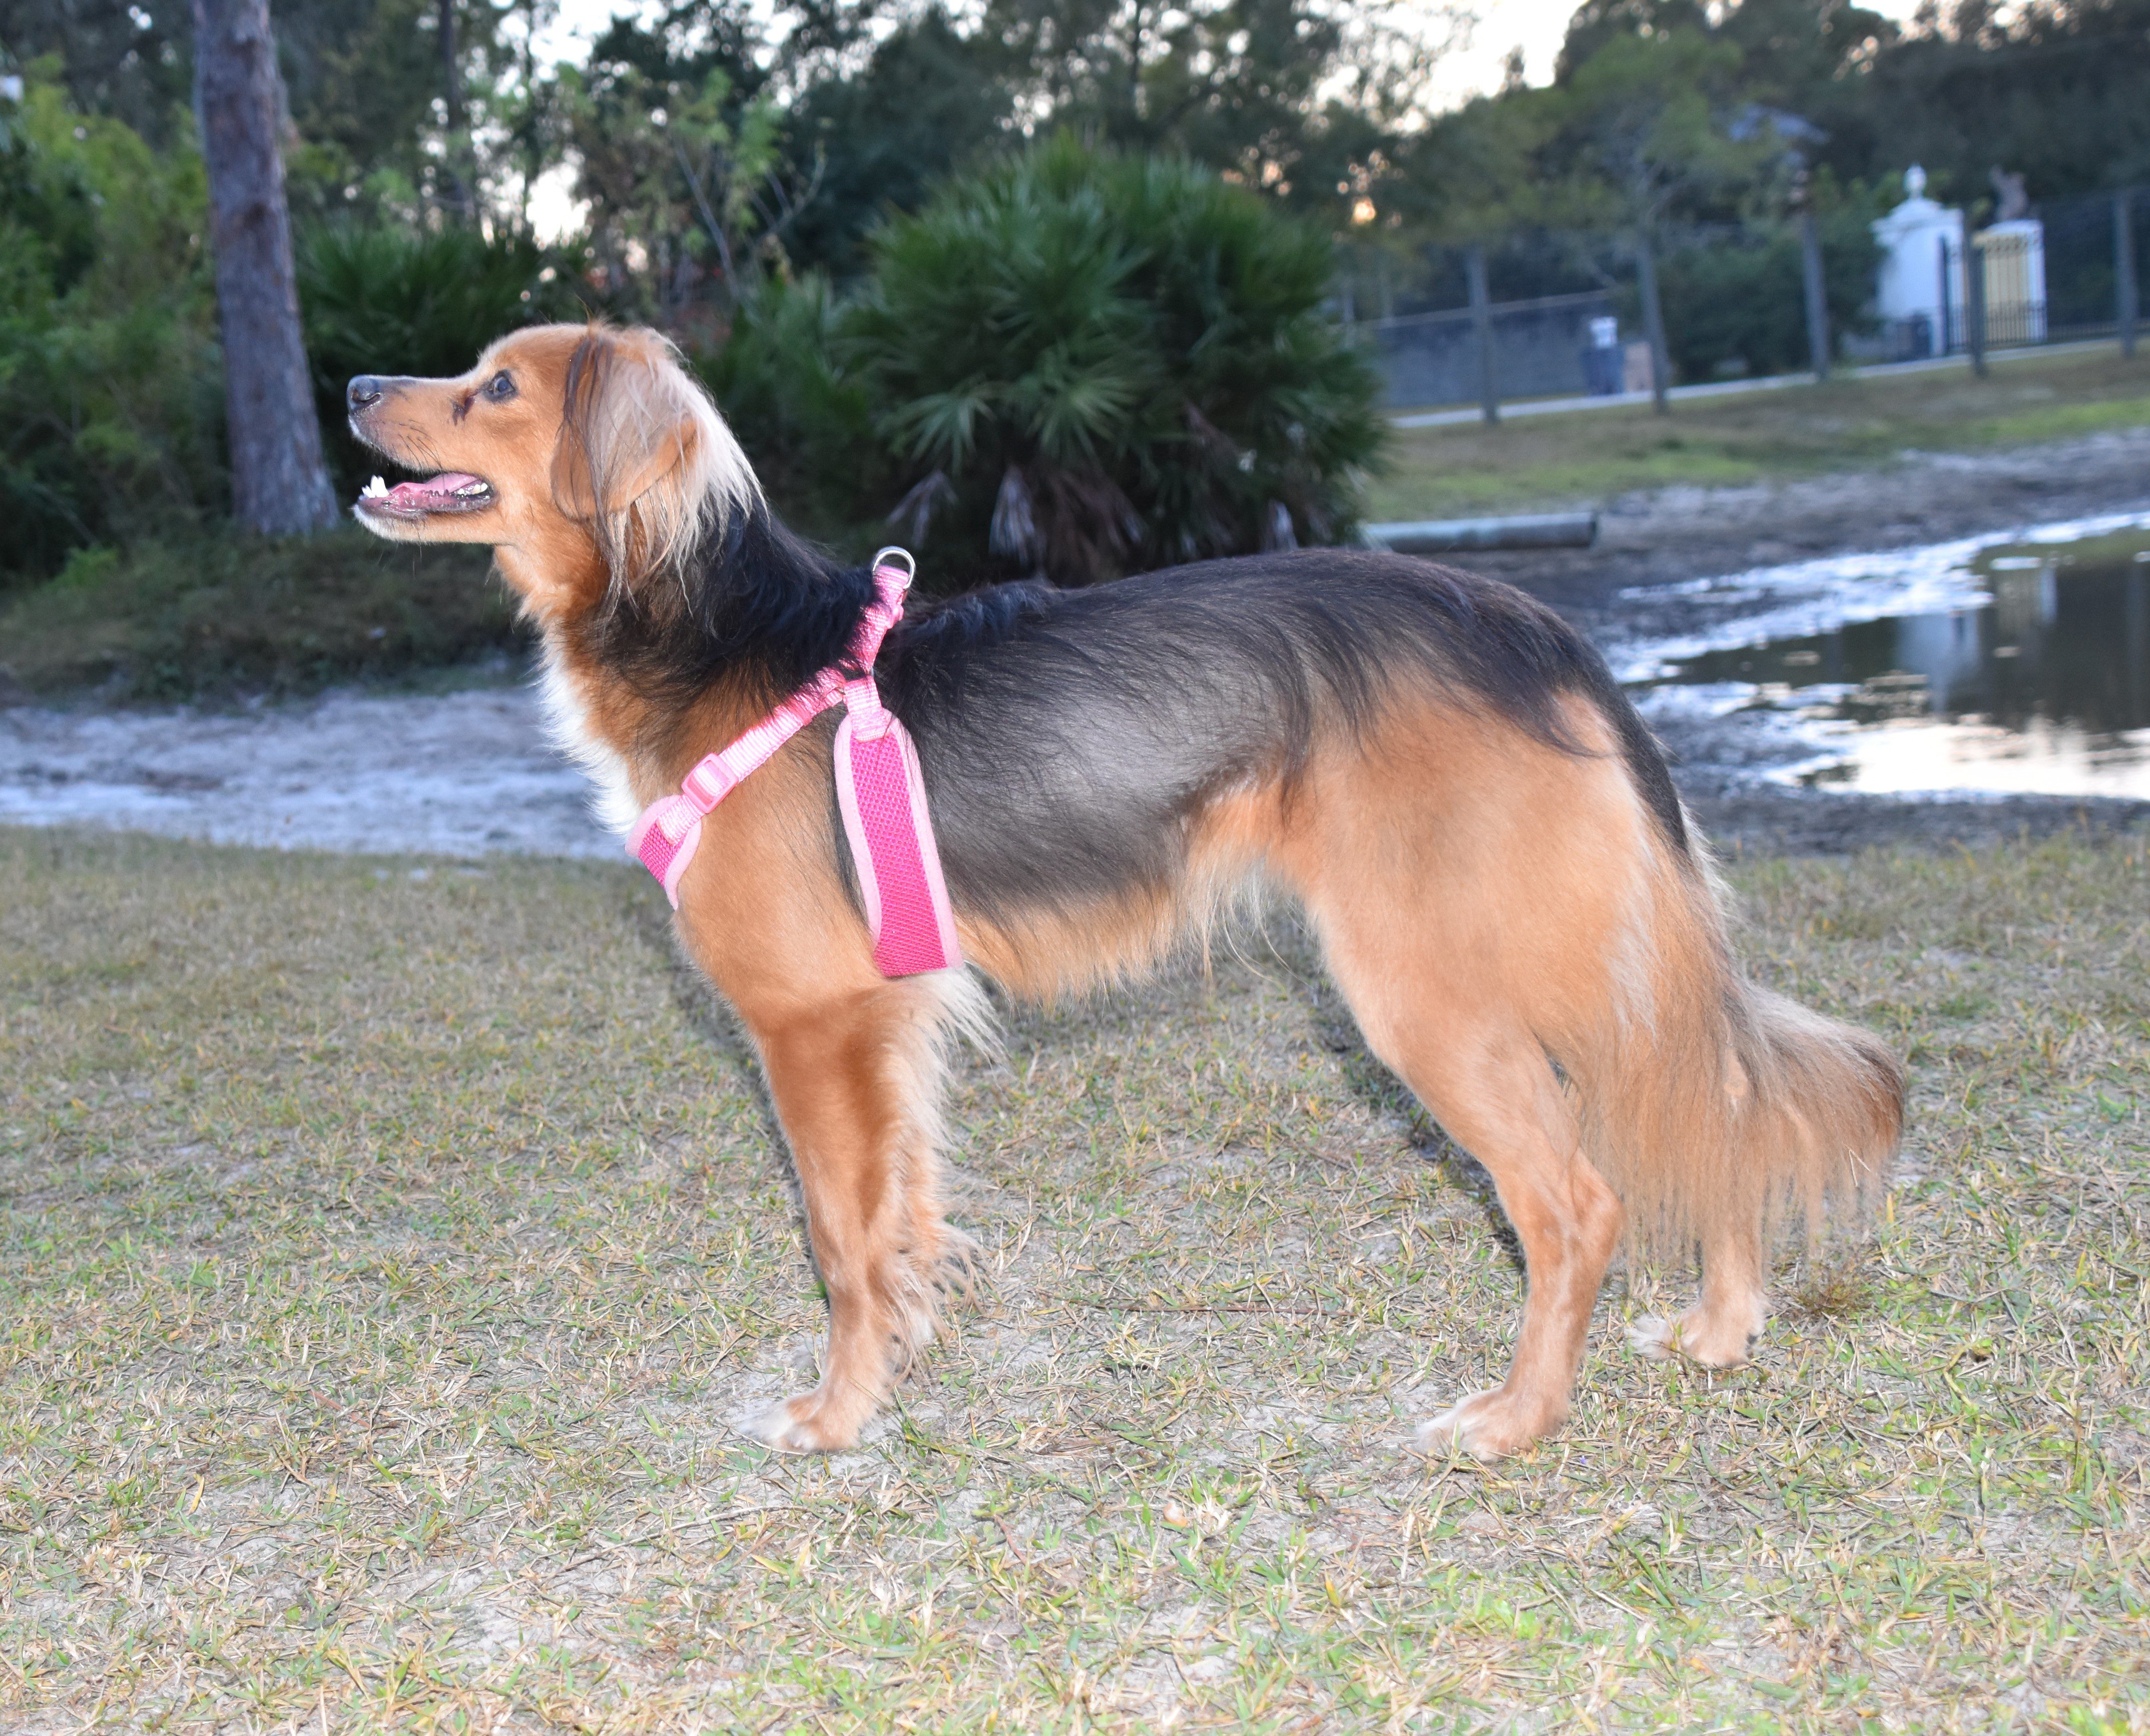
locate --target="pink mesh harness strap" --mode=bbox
[626,548,963,978]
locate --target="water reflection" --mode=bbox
[1662,529,2150,797]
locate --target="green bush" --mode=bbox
[0,528,515,702]
[708,137,1387,587]
[1652,205,1884,381]
[851,136,1386,586]
[0,66,223,586]
[695,272,884,544]
[298,224,585,493]
[0,76,591,586]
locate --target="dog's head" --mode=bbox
[347,322,757,600]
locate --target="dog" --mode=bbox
[346,321,1904,1459]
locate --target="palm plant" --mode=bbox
[696,271,884,540]
[843,135,1384,588]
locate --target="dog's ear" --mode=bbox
[551,327,745,578]
[551,329,699,515]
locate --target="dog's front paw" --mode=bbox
[741,1392,859,1455]
[1414,1387,1560,1461]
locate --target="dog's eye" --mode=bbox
[483,371,517,402]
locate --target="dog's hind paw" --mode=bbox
[1625,1314,1678,1360]
[739,1393,858,1455]
[1624,1307,1761,1367]
[1413,1388,1555,1461]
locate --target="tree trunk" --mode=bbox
[1635,230,1671,415]
[438,0,474,221]
[1467,244,1500,426]
[1799,209,1830,381]
[192,0,339,535]
[2117,189,2138,361]
[1966,230,1989,379]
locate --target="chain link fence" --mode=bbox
[1359,290,1622,411]
[1352,188,2145,414]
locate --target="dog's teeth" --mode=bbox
[362,476,387,498]
[455,481,488,497]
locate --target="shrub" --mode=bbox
[847,136,1386,587]
[706,136,1387,587]
[694,272,884,543]
[0,67,223,586]
[0,79,584,586]
[298,224,585,493]
[1652,205,1883,381]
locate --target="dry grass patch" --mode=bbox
[2,824,2146,1732]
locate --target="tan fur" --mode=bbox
[349,324,1905,1460]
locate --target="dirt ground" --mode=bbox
[1463,424,2150,854]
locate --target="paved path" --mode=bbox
[1388,339,2117,429]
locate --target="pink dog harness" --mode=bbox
[626,548,963,977]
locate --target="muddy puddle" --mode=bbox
[1622,511,2150,799]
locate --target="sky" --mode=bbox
[536,0,1936,112]
[1424,0,1932,105]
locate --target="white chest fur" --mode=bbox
[535,649,644,837]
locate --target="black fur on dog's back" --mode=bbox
[587,495,1685,928]
[880,549,1687,924]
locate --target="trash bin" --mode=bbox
[1581,317,1624,395]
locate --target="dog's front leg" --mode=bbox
[739,984,965,1453]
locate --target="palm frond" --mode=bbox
[737,135,1384,584]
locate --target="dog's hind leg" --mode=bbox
[735,974,976,1453]
[1627,1213,1766,1368]
[1341,982,1625,1459]
[1275,701,1656,1458]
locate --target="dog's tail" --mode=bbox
[1552,834,1904,1257]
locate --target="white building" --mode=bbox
[1870,166,2049,354]
[1871,166,1966,356]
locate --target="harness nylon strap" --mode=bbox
[626,548,963,978]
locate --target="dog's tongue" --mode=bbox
[386,473,483,504]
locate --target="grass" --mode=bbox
[2,822,2148,1732]
[0,529,519,705]
[1369,346,2150,522]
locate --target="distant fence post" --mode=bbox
[2118,189,2140,360]
[1635,231,1671,415]
[1800,210,1831,380]
[1967,230,1989,377]
[1466,245,1500,425]
[1939,235,1954,354]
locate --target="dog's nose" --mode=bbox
[346,376,385,412]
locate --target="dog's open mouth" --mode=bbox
[356,473,496,517]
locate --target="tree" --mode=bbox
[191,0,337,533]
[1538,30,1765,405]
[275,0,506,222]
[534,5,827,327]
[779,9,1016,280]
[1835,0,2150,201]
[992,0,1443,231]
[0,0,194,146]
